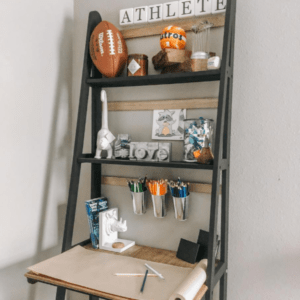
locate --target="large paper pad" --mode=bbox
[169,259,207,300]
[28,246,194,300]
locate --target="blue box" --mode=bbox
[85,197,108,248]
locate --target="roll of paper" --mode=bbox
[169,259,207,300]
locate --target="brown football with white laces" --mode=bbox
[89,21,128,78]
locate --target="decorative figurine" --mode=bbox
[95,90,115,159]
[99,208,135,253]
[160,25,186,50]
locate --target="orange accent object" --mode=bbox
[147,179,168,196]
[193,149,201,159]
[160,26,186,50]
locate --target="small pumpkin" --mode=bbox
[160,26,187,50]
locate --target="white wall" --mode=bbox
[72,1,300,300]
[0,0,73,299]
[229,1,300,299]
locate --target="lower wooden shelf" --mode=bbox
[25,243,208,300]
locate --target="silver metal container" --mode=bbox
[131,191,147,215]
[172,195,189,221]
[151,195,167,218]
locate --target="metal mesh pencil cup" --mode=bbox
[131,189,147,215]
[172,194,189,221]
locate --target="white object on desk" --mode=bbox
[169,259,208,300]
[99,208,135,253]
[145,263,165,280]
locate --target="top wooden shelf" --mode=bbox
[87,70,221,88]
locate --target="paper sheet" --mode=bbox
[28,246,193,300]
[168,259,207,300]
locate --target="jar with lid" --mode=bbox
[183,118,214,162]
[127,54,148,77]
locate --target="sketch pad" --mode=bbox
[28,246,194,300]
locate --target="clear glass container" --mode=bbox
[183,118,214,162]
[191,21,213,71]
[191,21,213,57]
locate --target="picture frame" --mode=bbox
[152,109,186,140]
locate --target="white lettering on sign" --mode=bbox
[120,0,225,25]
[163,1,179,20]
[195,0,212,16]
[179,0,195,18]
[148,4,163,22]
[212,0,226,14]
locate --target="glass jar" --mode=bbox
[127,54,148,77]
[183,118,214,162]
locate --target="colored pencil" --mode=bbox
[140,270,148,293]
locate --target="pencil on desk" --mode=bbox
[140,269,148,294]
[145,263,165,280]
[114,273,158,277]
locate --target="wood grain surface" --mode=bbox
[121,14,225,40]
[108,98,218,111]
[102,176,213,194]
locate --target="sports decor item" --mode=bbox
[89,21,128,78]
[160,25,186,50]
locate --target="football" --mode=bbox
[89,21,128,78]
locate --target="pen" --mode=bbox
[145,263,165,280]
[140,269,148,294]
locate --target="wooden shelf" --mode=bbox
[87,70,221,88]
[25,243,208,300]
[108,98,218,111]
[121,14,225,40]
[78,154,214,170]
[102,176,214,194]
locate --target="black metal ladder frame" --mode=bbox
[55,1,236,298]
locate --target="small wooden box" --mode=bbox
[152,49,192,70]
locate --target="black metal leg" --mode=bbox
[220,272,228,300]
[55,11,102,300]
[56,287,66,300]
[205,290,213,300]
[89,296,99,300]
[91,87,102,198]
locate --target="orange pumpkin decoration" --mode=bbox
[160,26,187,50]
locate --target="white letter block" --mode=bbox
[120,8,134,26]
[195,0,212,16]
[163,1,179,20]
[179,0,195,18]
[134,6,148,24]
[148,4,163,22]
[212,0,226,14]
